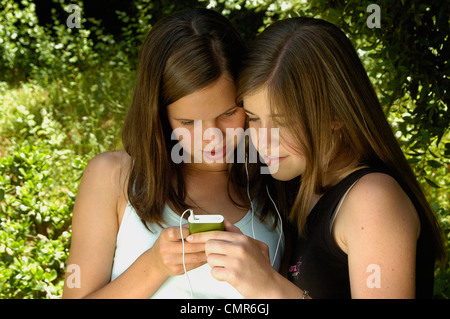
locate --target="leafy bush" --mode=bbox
[0,65,134,297]
[0,140,78,298]
[0,46,132,299]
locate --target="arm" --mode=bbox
[333,173,420,298]
[63,152,206,298]
[63,152,123,298]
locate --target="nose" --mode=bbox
[197,120,224,148]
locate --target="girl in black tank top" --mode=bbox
[192,18,445,299]
[287,165,436,298]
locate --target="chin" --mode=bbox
[202,163,230,173]
[266,165,303,181]
[270,172,298,181]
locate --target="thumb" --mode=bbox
[224,218,243,234]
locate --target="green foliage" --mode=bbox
[0,140,76,298]
[0,12,133,297]
[0,67,133,298]
[0,0,131,83]
[0,0,448,298]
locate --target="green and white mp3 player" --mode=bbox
[188,213,224,234]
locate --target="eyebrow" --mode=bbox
[174,105,238,121]
[244,108,284,119]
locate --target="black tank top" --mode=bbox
[287,165,436,298]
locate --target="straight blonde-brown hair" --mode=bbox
[237,17,445,263]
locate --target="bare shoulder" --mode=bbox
[85,150,131,178]
[75,150,132,219]
[347,172,417,215]
[334,172,420,252]
[82,150,131,188]
[70,150,133,240]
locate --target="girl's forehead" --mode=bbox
[167,75,237,119]
[243,88,271,115]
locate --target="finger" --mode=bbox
[183,242,205,254]
[206,252,227,268]
[185,261,207,272]
[223,219,243,234]
[182,251,208,265]
[169,260,207,276]
[210,266,227,282]
[205,239,235,256]
[163,251,207,270]
[184,261,208,273]
[160,241,205,255]
[164,226,190,241]
[186,230,245,244]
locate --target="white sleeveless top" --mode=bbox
[110,202,284,298]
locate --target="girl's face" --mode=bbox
[243,88,306,181]
[167,75,246,171]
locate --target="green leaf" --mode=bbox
[424,178,441,188]
[427,160,442,168]
[44,269,57,282]
[407,157,421,164]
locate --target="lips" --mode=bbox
[202,145,227,161]
[263,154,288,165]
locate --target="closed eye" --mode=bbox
[245,112,259,122]
[176,107,238,125]
[222,108,238,117]
[180,120,194,126]
[246,116,259,122]
[244,108,259,123]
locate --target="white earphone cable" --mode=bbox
[245,154,283,267]
[265,184,283,267]
[180,208,194,298]
[245,155,256,239]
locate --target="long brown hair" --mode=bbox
[237,17,445,262]
[121,9,247,229]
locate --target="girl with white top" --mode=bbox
[62,8,283,299]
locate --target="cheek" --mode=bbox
[292,155,306,173]
[287,154,306,176]
[280,140,306,174]
[279,130,304,157]
[168,122,195,150]
[248,126,259,150]
[272,155,306,181]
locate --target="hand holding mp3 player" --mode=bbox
[188,213,224,234]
